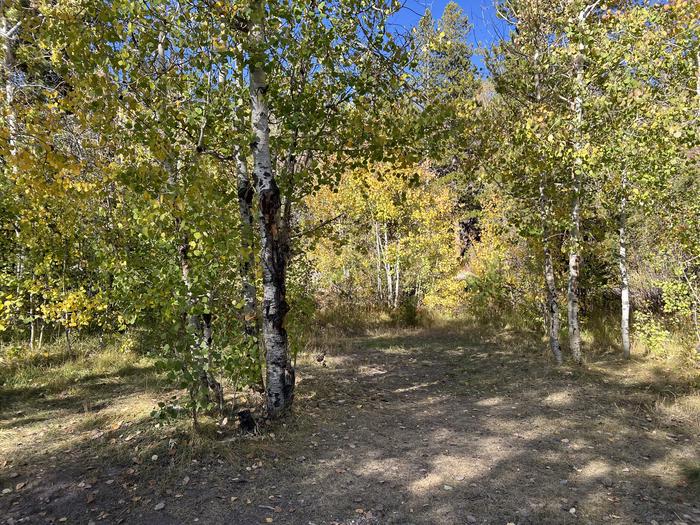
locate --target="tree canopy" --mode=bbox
[1,0,698,423]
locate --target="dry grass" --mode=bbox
[1,325,699,525]
[0,335,170,469]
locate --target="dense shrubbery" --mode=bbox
[0,0,697,428]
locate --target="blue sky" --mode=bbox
[388,0,511,74]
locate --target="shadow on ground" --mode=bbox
[1,326,699,525]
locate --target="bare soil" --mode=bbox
[1,326,699,525]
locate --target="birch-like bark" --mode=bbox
[394,252,400,309]
[1,6,18,159]
[540,179,563,364]
[619,171,630,358]
[544,243,563,363]
[29,292,35,350]
[568,162,582,361]
[567,16,585,364]
[533,47,563,364]
[235,149,259,336]
[235,148,265,391]
[383,226,393,308]
[249,2,294,417]
[28,276,39,352]
[374,222,384,302]
[3,7,22,321]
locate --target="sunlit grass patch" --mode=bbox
[0,334,159,397]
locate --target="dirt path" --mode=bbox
[2,327,699,524]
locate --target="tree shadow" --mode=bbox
[1,325,698,525]
[0,363,163,434]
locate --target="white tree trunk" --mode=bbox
[374,222,384,301]
[29,293,35,350]
[1,9,18,158]
[544,248,562,363]
[533,44,562,364]
[619,171,631,359]
[249,2,294,417]
[567,186,582,363]
[568,19,586,364]
[394,251,400,309]
[3,9,21,289]
[383,226,393,308]
[540,179,563,364]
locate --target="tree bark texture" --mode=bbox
[249,3,294,417]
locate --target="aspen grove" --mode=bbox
[1,0,698,419]
[0,1,698,522]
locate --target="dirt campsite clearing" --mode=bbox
[2,326,699,525]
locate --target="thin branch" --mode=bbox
[291,213,345,240]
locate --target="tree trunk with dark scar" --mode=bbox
[249,1,294,417]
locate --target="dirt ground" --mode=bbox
[1,326,699,525]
